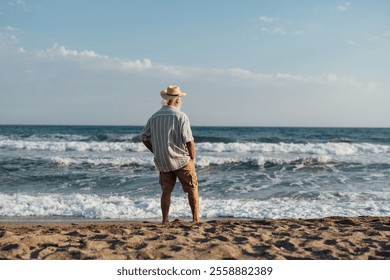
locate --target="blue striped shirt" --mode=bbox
[141,106,194,172]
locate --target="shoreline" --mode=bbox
[1,216,389,260]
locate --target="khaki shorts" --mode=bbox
[159,160,198,193]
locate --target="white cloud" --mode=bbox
[259,16,274,23]
[346,39,356,45]
[257,16,296,36]
[3,26,18,32]
[0,40,382,94]
[365,30,390,44]
[37,43,108,59]
[2,41,381,92]
[33,43,159,74]
[0,41,388,126]
[256,16,323,38]
[122,58,152,70]
[338,2,351,12]
[197,68,367,90]
[7,0,30,12]
[0,27,19,48]
[261,26,286,35]
[319,73,363,88]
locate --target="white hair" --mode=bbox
[161,97,182,110]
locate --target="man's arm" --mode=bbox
[186,140,195,160]
[143,140,153,153]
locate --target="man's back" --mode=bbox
[142,106,193,172]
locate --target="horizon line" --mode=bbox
[1,123,389,129]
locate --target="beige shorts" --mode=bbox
[159,160,198,193]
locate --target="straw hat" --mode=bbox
[160,85,187,100]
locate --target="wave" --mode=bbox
[0,154,368,172]
[0,134,364,145]
[195,155,337,168]
[0,193,160,219]
[46,155,334,169]
[1,139,389,155]
[1,139,389,171]
[1,191,389,220]
[197,142,390,155]
[0,139,146,152]
[50,156,155,168]
[0,133,140,143]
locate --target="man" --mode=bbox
[141,85,200,223]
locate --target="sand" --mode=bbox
[1,216,389,260]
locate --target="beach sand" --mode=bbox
[1,216,389,260]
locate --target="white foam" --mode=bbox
[50,156,155,167]
[48,154,332,169]
[1,191,389,220]
[1,139,388,154]
[197,142,390,156]
[0,139,146,152]
[0,193,161,219]
[0,133,139,142]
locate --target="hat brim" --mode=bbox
[160,90,187,100]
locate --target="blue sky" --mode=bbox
[0,0,389,126]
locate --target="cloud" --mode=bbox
[33,43,159,74]
[7,0,30,12]
[122,59,152,70]
[261,26,286,35]
[3,26,19,32]
[0,38,388,127]
[257,16,300,36]
[0,26,19,48]
[36,44,369,86]
[337,2,351,12]
[364,29,390,44]
[259,16,274,23]
[259,17,287,35]
[37,43,108,59]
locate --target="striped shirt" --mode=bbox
[141,106,194,172]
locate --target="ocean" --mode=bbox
[0,125,389,221]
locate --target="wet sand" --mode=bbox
[1,216,389,260]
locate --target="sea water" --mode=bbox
[0,125,389,221]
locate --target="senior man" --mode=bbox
[141,85,200,223]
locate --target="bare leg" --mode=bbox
[188,189,201,222]
[161,191,171,223]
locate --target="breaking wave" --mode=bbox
[1,139,389,155]
[1,192,389,220]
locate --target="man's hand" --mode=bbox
[186,140,196,161]
[142,140,153,153]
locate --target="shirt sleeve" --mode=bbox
[140,119,151,141]
[181,114,194,143]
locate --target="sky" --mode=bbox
[0,0,389,127]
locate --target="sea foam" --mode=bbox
[2,139,388,156]
[1,191,389,220]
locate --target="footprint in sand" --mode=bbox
[2,243,19,251]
